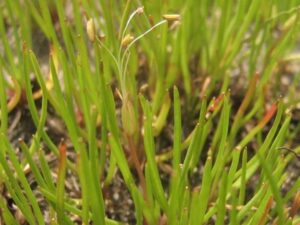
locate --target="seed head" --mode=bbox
[121,34,134,47]
[86,18,96,42]
[162,14,181,22]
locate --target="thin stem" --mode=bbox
[121,20,167,70]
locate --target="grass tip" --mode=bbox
[235,145,242,151]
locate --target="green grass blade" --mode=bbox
[140,95,168,211]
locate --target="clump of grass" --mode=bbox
[0,0,300,225]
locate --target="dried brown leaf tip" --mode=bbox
[258,196,273,225]
[208,92,225,113]
[121,34,134,47]
[258,103,277,128]
[58,140,67,159]
[58,140,67,171]
[290,191,300,218]
[148,15,154,26]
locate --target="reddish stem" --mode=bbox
[258,103,277,128]
[208,92,225,113]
